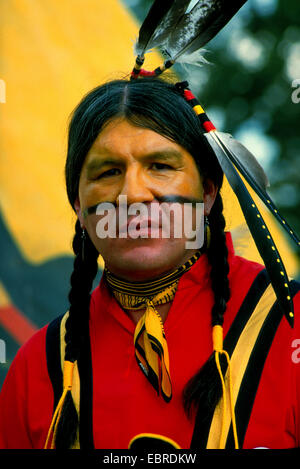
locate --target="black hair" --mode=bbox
[183,193,230,422]
[56,77,230,448]
[55,219,99,449]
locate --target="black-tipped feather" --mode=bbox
[205,131,294,327]
[164,0,247,61]
[135,0,175,56]
[214,131,300,247]
[148,0,191,50]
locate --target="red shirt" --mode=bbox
[0,234,300,449]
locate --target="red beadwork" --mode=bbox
[203,121,216,132]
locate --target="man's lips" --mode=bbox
[119,217,161,235]
[84,196,204,240]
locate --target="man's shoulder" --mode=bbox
[291,280,300,327]
[15,314,65,364]
[228,251,266,297]
[18,323,48,357]
[1,321,51,391]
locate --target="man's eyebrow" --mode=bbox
[141,149,184,163]
[85,157,122,173]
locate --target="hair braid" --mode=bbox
[207,193,230,325]
[183,192,231,428]
[54,220,99,449]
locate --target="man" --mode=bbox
[0,77,299,449]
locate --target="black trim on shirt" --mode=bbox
[190,268,270,449]
[77,320,94,450]
[45,314,64,413]
[225,279,300,448]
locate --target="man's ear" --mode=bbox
[74,197,85,228]
[202,178,218,216]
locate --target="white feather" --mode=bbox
[175,48,210,67]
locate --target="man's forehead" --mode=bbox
[88,118,182,153]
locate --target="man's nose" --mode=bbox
[117,166,154,205]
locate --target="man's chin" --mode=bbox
[103,240,187,281]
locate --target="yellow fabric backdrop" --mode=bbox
[0,0,160,262]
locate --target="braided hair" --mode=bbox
[56,77,230,448]
[54,220,99,448]
[183,192,230,424]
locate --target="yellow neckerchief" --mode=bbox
[104,251,202,402]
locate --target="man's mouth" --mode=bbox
[120,216,162,237]
[83,195,204,244]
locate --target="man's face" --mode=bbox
[76,117,216,281]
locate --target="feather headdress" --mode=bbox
[131,0,300,327]
[132,0,247,77]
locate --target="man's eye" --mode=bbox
[151,162,173,171]
[96,168,121,179]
